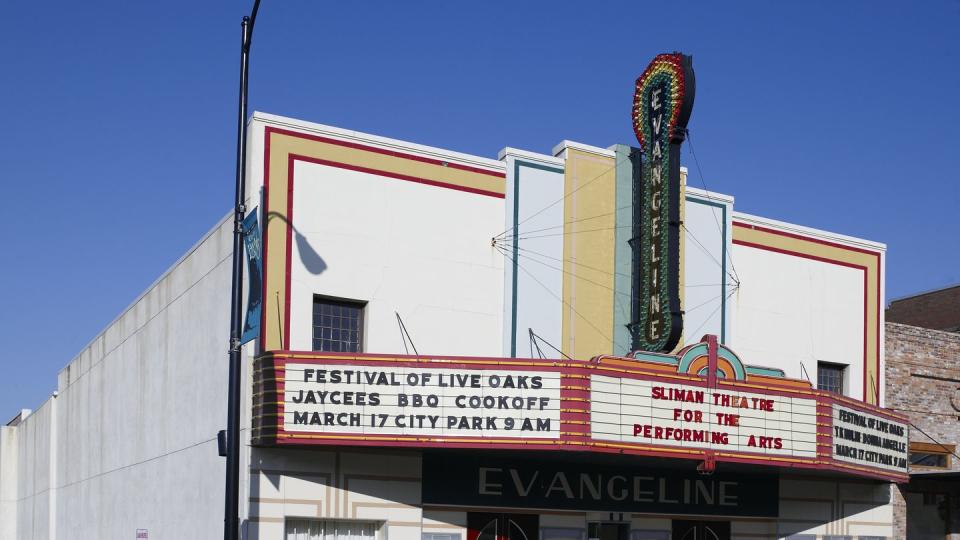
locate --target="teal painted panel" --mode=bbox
[613,145,636,356]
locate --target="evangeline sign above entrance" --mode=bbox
[628,52,695,353]
[252,335,909,482]
[422,453,779,518]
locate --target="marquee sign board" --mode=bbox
[629,52,696,353]
[832,404,908,473]
[252,342,908,482]
[591,377,818,459]
[281,364,560,438]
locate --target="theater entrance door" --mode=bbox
[671,520,730,540]
[468,513,538,540]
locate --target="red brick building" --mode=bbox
[887,285,960,333]
[885,322,960,539]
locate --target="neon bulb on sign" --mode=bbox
[629,52,696,352]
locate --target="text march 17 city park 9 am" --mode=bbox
[251,344,910,483]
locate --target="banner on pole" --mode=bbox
[241,208,262,345]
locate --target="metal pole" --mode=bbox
[225,2,260,539]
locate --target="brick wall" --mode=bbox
[885,322,960,453]
[886,322,960,539]
[886,285,960,332]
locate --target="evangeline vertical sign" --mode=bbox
[240,208,262,345]
[629,52,696,353]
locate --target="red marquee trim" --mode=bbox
[253,351,909,483]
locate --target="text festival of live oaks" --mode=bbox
[286,366,557,433]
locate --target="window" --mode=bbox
[286,520,378,540]
[424,534,462,540]
[543,528,587,540]
[817,362,845,394]
[312,297,364,352]
[909,442,953,469]
[630,531,668,540]
[588,524,628,540]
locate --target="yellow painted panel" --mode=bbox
[561,149,617,358]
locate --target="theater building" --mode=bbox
[0,110,908,540]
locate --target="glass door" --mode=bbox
[468,513,539,540]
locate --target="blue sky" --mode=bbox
[1,1,957,415]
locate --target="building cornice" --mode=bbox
[252,111,506,173]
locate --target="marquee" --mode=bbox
[252,336,908,482]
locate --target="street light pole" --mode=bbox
[225,2,261,540]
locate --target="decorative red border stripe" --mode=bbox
[266,126,506,179]
[732,221,883,404]
[259,126,507,350]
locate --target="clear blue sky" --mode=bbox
[1,1,957,416]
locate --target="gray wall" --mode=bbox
[0,214,236,540]
[0,423,18,539]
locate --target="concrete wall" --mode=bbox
[0,213,237,540]
[12,401,55,540]
[0,424,17,539]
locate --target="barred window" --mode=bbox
[817,362,845,394]
[423,534,462,540]
[286,519,378,540]
[312,297,364,353]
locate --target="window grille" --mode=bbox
[817,362,845,394]
[312,297,364,353]
[286,519,378,540]
[423,533,462,540]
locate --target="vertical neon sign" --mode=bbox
[629,53,696,352]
